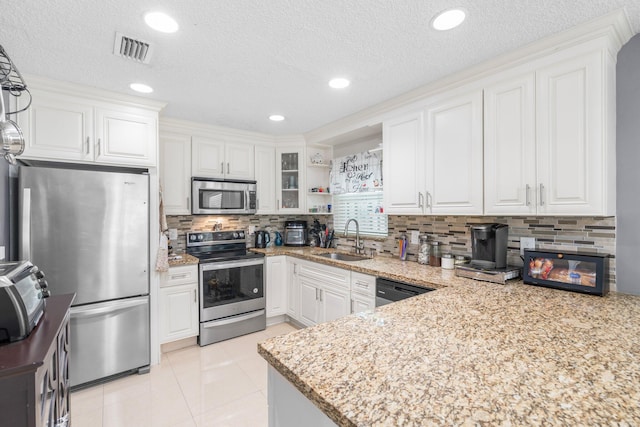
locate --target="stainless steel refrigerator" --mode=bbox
[14,161,150,387]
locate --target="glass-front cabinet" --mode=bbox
[276,146,305,214]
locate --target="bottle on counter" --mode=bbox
[441,253,455,270]
[399,234,408,261]
[418,234,430,265]
[429,241,442,267]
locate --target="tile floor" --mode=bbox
[70,322,298,427]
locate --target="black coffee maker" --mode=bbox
[470,223,508,269]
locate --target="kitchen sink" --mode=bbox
[315,253,368,262]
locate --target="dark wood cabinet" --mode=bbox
[0,294,74,427]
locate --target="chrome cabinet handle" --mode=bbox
[539,184,545,206]
[315,288,319,300]
[227,163,230,174]
[85,137,90,155]
[220,162,224,174]
[194,289,197,303]
[319,289,323,302]
[350,299,354,313]
[277,199,280,210]
[425,191,432,211]
[525,184,531,206]
[96,138,101,156]
[418,192,424,210]
[170,273,188,280]
[256,199,260,210]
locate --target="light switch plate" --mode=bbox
[410,230,419,244]
[168,229,178,240]
[520,237,536,255]
[248,225,256,235]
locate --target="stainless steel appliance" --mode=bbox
[284,220,307,246]
[0,260,49,343]
[13,161,150,387]
[186,230,265,346]
[375,277,434,307]
[192,178,257,215]
[470,223,508,269]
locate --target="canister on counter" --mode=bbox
[429,241,441,267]
[418,234,430,265]
[441,253,455,270]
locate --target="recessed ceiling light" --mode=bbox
[431,8,466,31]
[329,78,350,89]
[130,83,153,93]
[144,11,179,33]
[269,114,285,122]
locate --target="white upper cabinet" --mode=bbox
[160,133,192,215]
[17,80,162,167]
[535,50,612,215]
[191,137,254,180]
[94,107,158,166]
[382,111,425,214]
[484,73,537,215]
[255,145,277,214]
[424,90,484,215]
[275,146,305,214]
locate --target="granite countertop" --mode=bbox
[167,253,199,267]
[258,283,640,426]
[250,247,470,289]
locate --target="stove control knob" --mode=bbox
[189,235,197,241]
[198,234,204,241]
[238,231,245,239]
[232,232,239,239]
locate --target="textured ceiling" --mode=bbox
[1,1,638,135]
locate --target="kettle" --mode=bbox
[254,230,271,248]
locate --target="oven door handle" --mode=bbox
[200,258,265,271]
[202,309,265,328]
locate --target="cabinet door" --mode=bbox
[286,261,299,319]
[425,90,484,215]
[17,90,94,162]
[159,283,199,343]
[255,145,277,214]
[192,137,225,178]
[276,147,305,214]
[536,51,605,215]
[298,276,320,327]
[266,256,287,317]
[160,133,192,215]
[321,284,350,323]
[383,111,425,214]
[226,142,255,180]
[351,293,375,314]
[94,108,158,166]
[484,74,537,215]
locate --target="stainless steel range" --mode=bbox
[186,230,265,346]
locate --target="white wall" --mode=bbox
[616,34,640,295]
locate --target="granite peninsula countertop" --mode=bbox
[250,247,471,289]
[258,282,640,426]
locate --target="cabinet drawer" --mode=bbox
[298,261,350,290]
[351,272,376,296]
[162,265,198,287]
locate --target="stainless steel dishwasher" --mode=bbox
[375,278,434,306]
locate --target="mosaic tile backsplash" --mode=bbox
[166,214,616,288]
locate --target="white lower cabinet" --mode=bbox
[299,275,322,327]
[321,284,350,323]
[266,256,287,318]
[159,265,199,344]
[350,272,376,314]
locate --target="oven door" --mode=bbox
[199,258,265,322]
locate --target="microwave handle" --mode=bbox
[21,188,31,261]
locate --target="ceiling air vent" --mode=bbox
[113,32,153,64]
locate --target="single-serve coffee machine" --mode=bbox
[470,223,509,269]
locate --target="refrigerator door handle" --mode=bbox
[21,188,31,261]
[71,296,148,318]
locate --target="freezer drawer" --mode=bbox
[70,296,150,387]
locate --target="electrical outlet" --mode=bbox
[520,237,536,255]
[168,229,178,240]
[248,225,256,235]
[410,230,419,244]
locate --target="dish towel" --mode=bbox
[155,186,169,272]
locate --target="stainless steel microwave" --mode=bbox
[192,178,257,215]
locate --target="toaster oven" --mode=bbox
[0,260,50,343]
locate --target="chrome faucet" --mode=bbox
[344,218,365,255]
